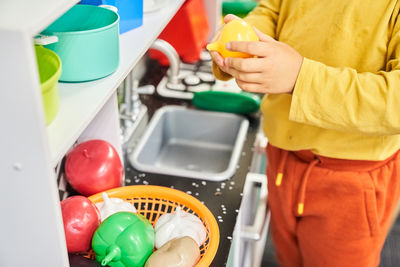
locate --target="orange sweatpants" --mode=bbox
[266,144,400,267]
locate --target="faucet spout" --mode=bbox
[150,39,180,85]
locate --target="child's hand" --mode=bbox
[209,14,240,70]
[224,28,303,94]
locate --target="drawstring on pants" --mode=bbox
[275,150,289,186]
[297,156,320,215]
[274,149,320,215]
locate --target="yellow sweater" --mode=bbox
[214,0,400,160]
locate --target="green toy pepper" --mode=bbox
[92,212,155,267]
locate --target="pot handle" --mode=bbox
[34,34,58,46]
[99,4,118,13]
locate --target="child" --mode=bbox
[210,1,400,266]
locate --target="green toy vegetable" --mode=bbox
[92,212,155,267]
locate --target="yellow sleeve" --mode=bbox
[289,16,400,136]
[244,0,281,38]
[212,0,281,81]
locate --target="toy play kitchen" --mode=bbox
[0,1,270,267]
[120,86,268,267]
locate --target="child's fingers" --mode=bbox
[210,51,224,67]
[226,41,270,57]
[219,64,231,74]
[252,27,275,42]
[225,57,264,72]
[224,14,240,24]
[227,68,265,83]
[235,79,264,93]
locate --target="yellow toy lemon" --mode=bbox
[207,19,259,58]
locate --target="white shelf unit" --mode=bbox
[0,0,184,266]
[0,0,79,34]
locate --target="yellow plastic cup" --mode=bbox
[207,19,258,58]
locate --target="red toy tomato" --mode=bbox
[61,196,101,253]
[65,140,123,196]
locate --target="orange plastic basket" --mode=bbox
[87,185,220,267]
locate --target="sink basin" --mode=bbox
[129,106,249,181]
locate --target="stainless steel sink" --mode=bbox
[128,106,249,181]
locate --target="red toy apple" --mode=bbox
[65,140,123,196]
[61,196,101,253]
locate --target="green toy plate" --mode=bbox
[192,91,261,114]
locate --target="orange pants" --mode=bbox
[266,144,400,267]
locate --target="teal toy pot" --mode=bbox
[42,5,120,82]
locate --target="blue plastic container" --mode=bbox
[80,0,143,33]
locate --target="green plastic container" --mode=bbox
[192,91,261,114]
[222,0,258,17]
[35,46,62,125]
[42,5,120,82]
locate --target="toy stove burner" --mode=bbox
[183,75,201,86]
[156,51,242,100]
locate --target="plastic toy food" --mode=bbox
[65,140,123,196]
[145,236,200,267]
[92,212,155,267]
[61,196,101,253]
[154,207,206,249]
[206,19,258,58]
[95,192,137,222]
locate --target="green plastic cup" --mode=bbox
[35,46,62,125]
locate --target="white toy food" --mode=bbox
[154,206,207,249]
[95,192,137,221]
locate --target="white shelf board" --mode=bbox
[47,0,185,166]
[0,0,78,34]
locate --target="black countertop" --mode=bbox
[123,63,261,265]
